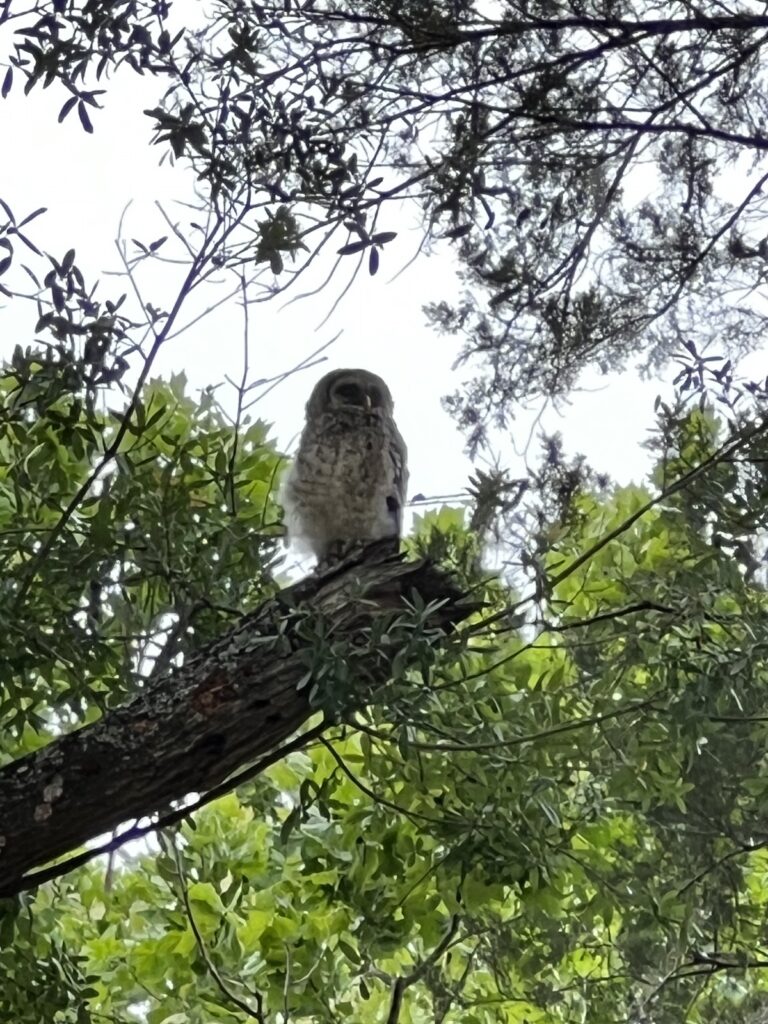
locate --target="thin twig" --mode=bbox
[169,837,266,1022]
[227,273,250,516]
[242,333,341,411]
[386,915,460,1024]
[319,736,451,826]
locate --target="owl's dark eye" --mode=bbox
[368,386,384,407]
[334,382,366,406]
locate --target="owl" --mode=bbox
[281,368,409,563]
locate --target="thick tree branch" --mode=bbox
[7,722,327,896]
[0,547,474,898]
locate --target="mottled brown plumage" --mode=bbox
[281,369,408,562]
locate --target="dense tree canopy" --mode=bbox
[2,346,768,1022]
[2,2,768,1023]
[5,0,768,442]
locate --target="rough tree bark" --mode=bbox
[0,548,473,898]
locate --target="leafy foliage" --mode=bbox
[2,325,768,1022]
[4,2,768,1022]
[7,1,768,444]
[0,345,284,762]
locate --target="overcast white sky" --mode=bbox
[0,52,717,530]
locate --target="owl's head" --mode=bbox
[308,368,394,417]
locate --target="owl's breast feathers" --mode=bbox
[282,408,408,559]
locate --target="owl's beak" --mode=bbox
[364,393,372,411]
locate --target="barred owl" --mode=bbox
[281,368,408,563]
